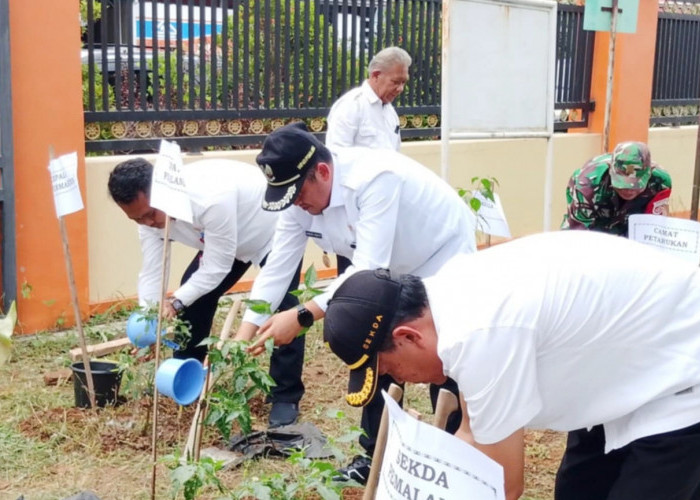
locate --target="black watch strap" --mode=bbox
[296,305,314,328]
[170,297,185,312]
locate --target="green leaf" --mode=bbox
[170,463,197,484]
[470,198,482,213]
[304,264,318,288]
[243,298,273,315]
[315,483,341,500]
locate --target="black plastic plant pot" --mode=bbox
[71,361,122,408]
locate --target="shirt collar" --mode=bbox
[326,154,347,209]
[361,80,382,105]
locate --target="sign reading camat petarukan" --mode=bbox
[629,214,700,265]
[378,394,505,500]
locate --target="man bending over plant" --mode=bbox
[108,158,303,424]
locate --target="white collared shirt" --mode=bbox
[138,159,278,307]
[242,147,477,326]
[325,80,401,151]
[429,231,700,451]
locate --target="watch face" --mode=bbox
[297,305,314,328]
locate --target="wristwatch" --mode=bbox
[169,297,185,313]
[296,305,314,328]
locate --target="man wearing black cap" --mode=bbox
[235,121,477,483]
[323,230,700,500]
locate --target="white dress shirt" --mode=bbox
[429,231,700,451]
[326,80,401,151]
[138,159,278,307]
[242,147,477,326]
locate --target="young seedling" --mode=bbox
[459,176,500,247]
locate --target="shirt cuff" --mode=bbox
[241,308,270,327]
[312,290,332,312]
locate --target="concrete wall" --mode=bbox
[648,126,698,213]
[87,128,699,306]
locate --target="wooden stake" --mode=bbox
[59,217,96,409]
[363,383,403,500]
[602,0,620,153]
[50,147,96,409]
[150,216,172,500]
[433,389,459,431]
[183,298,242,461]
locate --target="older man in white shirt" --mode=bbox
[325,46,411,152]
[325,46,412,293]
[236,122,477,483]
[108,158,303,427]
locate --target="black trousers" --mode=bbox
[336,254,353,275]
[555,422,700,500]
[174,252,305,404]
[359,375,463,454]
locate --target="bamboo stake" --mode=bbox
[150,216,172,500]
[50,147,96,409]
[363,383,403,500]
[433,389,459,431]
[602,0,620,153]
[183,298,242,461]
[59,216,96,409]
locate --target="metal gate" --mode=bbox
[0,0,17,311]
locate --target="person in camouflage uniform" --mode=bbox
[561,141,672,236]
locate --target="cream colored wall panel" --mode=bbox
[87,129,696,304]
[648,126,697,213]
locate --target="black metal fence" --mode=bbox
[82,0,595,152]
[554,3,596,131]
[651,5,700,126]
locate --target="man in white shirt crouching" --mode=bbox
[324,230,700,500]
[108,158,303,428]
[235,122,477,483]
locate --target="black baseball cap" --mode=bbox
[323,269,402,407]
[256,121,325,211]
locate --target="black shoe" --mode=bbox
[268,402,299,428]
[336,455,371,485]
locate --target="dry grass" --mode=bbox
[0,297,565,500]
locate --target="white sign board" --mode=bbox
[377,393,505,500]
[474,192,511,238]
[441,0,557,231]
[443,0,557,136]
[150,140,193,223]
[628,214,700,265]
[48,152,84,218]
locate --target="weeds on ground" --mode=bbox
[221,410,364,500]
[164,453,226,500]
[1,289,564,499]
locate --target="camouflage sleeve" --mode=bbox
[651,166,672,190]
[562,170,596,230]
